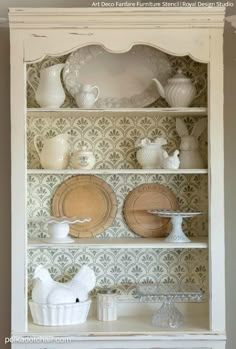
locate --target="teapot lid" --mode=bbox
[169,69,192,82]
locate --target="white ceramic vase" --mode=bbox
[35,64,65,108]
[97,289,117,321]
[34,133,70,170]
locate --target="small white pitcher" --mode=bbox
[34,133,70,170]
[75,84,100,108]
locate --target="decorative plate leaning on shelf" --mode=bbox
[52,175,117,237]
[63,44,172,108]
[123,183,178,237]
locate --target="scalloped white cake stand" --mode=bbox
[148,210,202,243]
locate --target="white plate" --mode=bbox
[63,45,171,108]
[41,236,75,244]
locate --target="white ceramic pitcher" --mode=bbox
[35,64,65,108]
[75,84,100,108]
[34,134,70,170]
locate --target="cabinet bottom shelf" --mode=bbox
[28,315,208,336]
[25,315,227,342]
[25,303,214,339]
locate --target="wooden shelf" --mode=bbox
[27,107,207,116]
[26,315,217,340]
[28,237,208,249]
[27,169,208,175]
[26,299,215,340]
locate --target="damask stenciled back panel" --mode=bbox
[26,49,207,109]
[27,111,208,170]
[27,170,208,299]
[27,173,208,239]
[28,247,208,299]
[26,48,208,301]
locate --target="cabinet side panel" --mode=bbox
[208,28,225,332]
[10,29,27,332]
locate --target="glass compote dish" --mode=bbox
[136,283,203,328]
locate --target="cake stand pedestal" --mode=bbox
[149,210,202,243]
[136,284,203,328]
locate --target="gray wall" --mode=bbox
[0,1,235,348]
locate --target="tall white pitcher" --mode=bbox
[34,134,70,170]
[35,64,65,108]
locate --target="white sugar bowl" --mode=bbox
[71,146,96,170]
[136,137,167,169]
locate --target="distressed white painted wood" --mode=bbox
[10,29,28,333]
[8,8,225,63]
[28,237,208,249]
[27,107,208,115]
[12,341,226,349]
[208,29,225,332]
[9,7,226,349]
[23,29,210,63]
[27,169,208,175]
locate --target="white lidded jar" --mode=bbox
[97,288,117,321]
[71,146,96,170]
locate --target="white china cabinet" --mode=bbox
[9,7,226,349]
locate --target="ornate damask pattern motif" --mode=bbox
[27,247,208,299]
[27,173,208,239]
[27,112,208,169]
[26,50,207,108]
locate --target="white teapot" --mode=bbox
[152,69,196,108]
[75,84,100,108]
[34,134,70,170]
[136,137,167,169]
